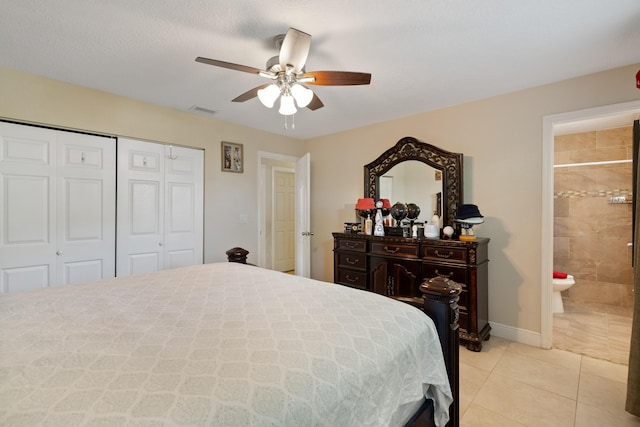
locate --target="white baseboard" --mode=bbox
[489,322,543,348]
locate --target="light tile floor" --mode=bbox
[459,336,640,426]
[553,298,632,365]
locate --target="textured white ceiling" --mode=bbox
[1,0,639,139]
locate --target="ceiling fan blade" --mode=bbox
[195,57,262,75]
[306,93,324,111]
[231,84,271,102]
[279,28,311,73]
[303,71,371,86]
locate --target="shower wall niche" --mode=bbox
[553,126,633,309]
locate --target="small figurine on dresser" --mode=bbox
[373,200,385,236]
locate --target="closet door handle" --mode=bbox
[159,242,163,246]
[56,251,63,255]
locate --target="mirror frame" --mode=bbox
[364,136,463,227]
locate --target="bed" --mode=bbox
[0,255,459,426]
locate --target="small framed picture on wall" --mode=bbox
[221,141,243,173]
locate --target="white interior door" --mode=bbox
[0,124,57,292]
[117,138,203,276]
[273,168,295,272]
[163,145,203,269]
[56,131,116,285]
[117,138,165,276]
[295,153,311,277]
[0,122,115,293]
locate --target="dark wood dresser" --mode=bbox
[333,232,490,351]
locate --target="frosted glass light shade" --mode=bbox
[278,95,297,115]
[291,84,313,108]
[257,84,280,108]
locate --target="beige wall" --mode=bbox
[0,66,306,264]
[306,63,640,336]
[2,63,639,339]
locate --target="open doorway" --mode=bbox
[541,100,640,350]
[257,151,311,277]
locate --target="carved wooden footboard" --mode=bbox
[394,277,461,427]
[226,248,460,427]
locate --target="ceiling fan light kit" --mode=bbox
[278,94,297,116]
[196,27,371,123]
[289,84,313,108]
[257,84,280,108]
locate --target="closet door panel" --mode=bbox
[165,182,196,268]
[65,179,103,240]
[163,145,203,267]
[127,179,163,268]
[116,138,165,276]
[56,131,115,285]
[117,139,203,276]
[0,123,56,292]
[128,253,161,275]
[3,265,50,293]
[6,175,51,244]
[62,259,104,284]
[166,249,196,270]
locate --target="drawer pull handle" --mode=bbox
[345,242,358,248]
[435,250,453,259]
[345,257,359,265]
[435,269,454,278]
[383,246,400,254]
[346,275,359,283]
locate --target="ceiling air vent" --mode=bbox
[189,106,217,116]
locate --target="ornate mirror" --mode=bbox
[364,136,463,227]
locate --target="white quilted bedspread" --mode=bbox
[0,262,452,426]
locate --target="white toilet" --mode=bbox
[552,275,575,313]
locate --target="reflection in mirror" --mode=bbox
[379,161,442,226]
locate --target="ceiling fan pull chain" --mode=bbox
[292,114,295,130]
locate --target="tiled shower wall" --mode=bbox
[553,126,634,308]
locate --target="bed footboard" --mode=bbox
[393,277,460,427]
[421,277,461,427]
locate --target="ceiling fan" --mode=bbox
[196,28,371,116]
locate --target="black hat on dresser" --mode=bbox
[456,204,484,222]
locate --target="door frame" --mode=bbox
[541,99,640,348]
[257,151,310,273]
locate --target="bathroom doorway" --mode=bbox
[542,100,640,362]
[552,124,634,363]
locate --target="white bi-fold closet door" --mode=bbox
[0,122,116,293]
[116,138,203,276]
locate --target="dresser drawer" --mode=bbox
[422,246,467,263]
[336,269,367,290]
[371,242,419,258]
[337,252,367,271]
[336,238,367,252]
[422,262,467,285]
